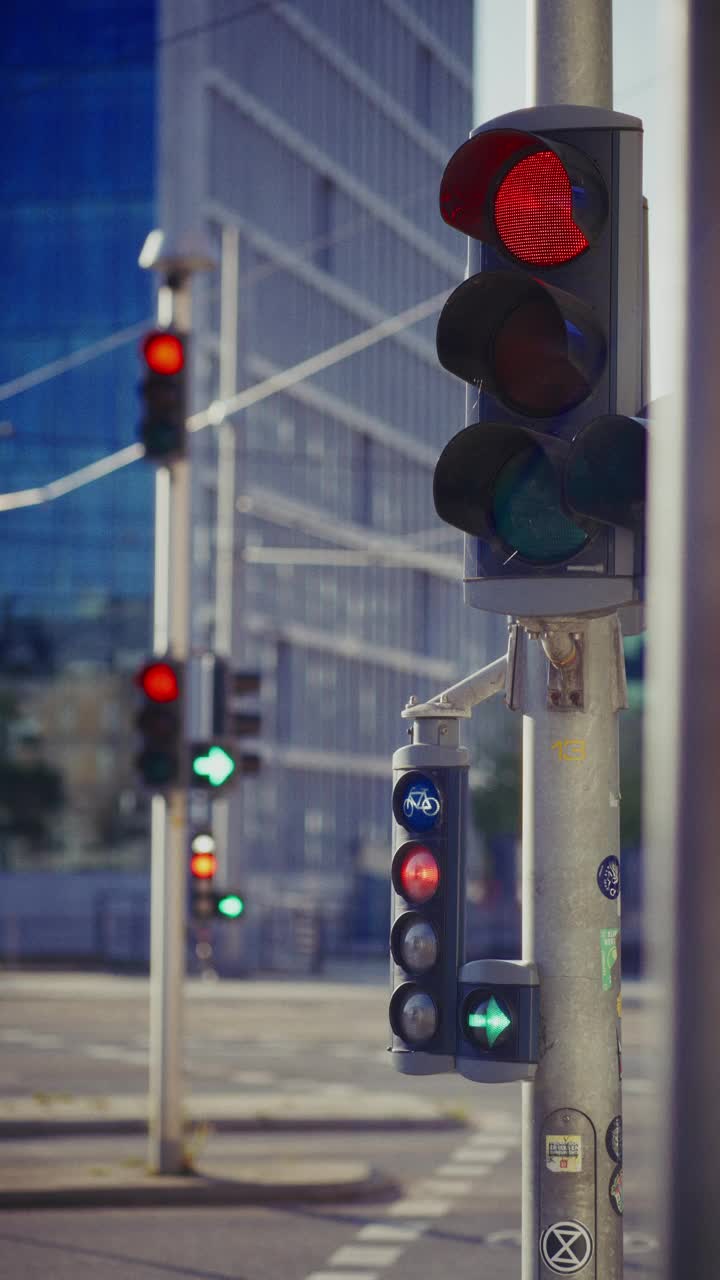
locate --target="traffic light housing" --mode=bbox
[456,959,539,1082]
[134,658,183,788]
[139,329,188,461]
[389,740,468,1074]
[433,105,646,618]
[189,833,245,921]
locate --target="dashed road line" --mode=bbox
[302,1118,520,1280]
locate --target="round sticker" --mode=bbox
[597,855,620,900]
[540,1220,593,1274]
[606,1115,622,1164]
[609,1166,623,1216]
[393,771,442,833]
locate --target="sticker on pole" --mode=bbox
[546,1134,582,1173]
[596,855,620,900]
[540,1221,593,1274]
[606,1115,622,1164]
[600,927,619,991]
[609,1166,624,1216]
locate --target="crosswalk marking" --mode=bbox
[327,1246,403,1267]
[355,1224,426,1243]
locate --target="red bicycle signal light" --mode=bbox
[137,661,180,703]
[142,331,185,376]
[395,845,440,904]
[190,850,217,879]
[494,150,588,266]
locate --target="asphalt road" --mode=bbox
[0,970,662,1280]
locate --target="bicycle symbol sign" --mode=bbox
[403,787,440,819]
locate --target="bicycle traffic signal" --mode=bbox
[134,658,183,788]
[433,105,646,618]
[389,739,468,1074]
[139,329,188,461]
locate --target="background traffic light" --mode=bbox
[189,833,245,921]
[433,105,646,619]
[389,742,468,1074]
[134,658,183,788]
[139,329,188,461]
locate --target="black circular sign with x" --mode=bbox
[540,1220,593,1274]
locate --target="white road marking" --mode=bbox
[356,1224,426,1243]
[386,1199,452,1217]
[415,1178,473,1196]
[84,1045,147,1065]
[435,1162,492,1177]
[0,1030,63,1047]
[306,1273,378,1280]
[328,1246,403,1267]
[229,1070,275,1086]
[452,1146,509,1163]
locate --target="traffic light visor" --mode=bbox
[437,273,606,416]
[142,331,185,375]
[565,415,647,528]
[439,128,607,265]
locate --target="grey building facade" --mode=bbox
[157,0,507,956]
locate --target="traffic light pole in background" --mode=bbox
[140,236,214,1175]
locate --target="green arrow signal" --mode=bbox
[192,745,236,788]
[468,995,512,1047]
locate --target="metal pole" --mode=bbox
[645,4,720,1275]
[212,225,240,888]
[147,276,192,1175]
[522,7,620,1277]
[528,0,612,109]
[517,618,625,1280]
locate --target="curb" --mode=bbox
[0,1160,397,1211]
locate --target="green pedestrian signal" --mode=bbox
[189,742,237,790]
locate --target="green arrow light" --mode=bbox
[217,894,244,919]
[467,995,512,1047]
[192,745,236,788]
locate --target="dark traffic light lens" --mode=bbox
[391,913,439,974]
[493,297,594,416]
[390,985,439,1044]
[492,446,589,565]
[494,150,589,266]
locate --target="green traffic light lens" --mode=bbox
[492,445,589,565]
[465,993,514,1050]
[217,894,244,919]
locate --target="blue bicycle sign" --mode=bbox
[394,772,442,832]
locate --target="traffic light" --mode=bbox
[139,329,188,461]
[456,959,539,1082]
[135,658,183,788]
[389,740,468,1074]
[212,660,262,775]
[433,105,646,618]
[189,833,245,921]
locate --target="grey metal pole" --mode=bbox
[517,618,626,1280]
[644,4,720,1275]
[528,0,612,109]
[147,275,193,1175]
[522,6,620,1277]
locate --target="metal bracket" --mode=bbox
[546,631,585,711]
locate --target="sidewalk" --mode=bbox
[0,1088,465,1138]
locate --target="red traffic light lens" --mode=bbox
[138,661,179,703]
[190,851,217,879]
[398,846,440,904]
[143,331,185,376]
[494,150,589,266]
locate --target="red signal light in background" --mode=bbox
[493,150,588,267]
[137,661,180,703]
[397,846,440,904]
[190,833,217,880]
[142,331,185,376]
